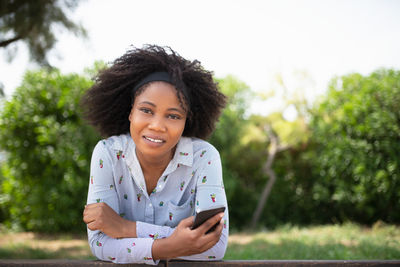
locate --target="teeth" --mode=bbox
[145,136,163,143]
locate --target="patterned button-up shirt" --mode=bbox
[86,134,229,265]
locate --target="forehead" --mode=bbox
[134,81,187,110]
[135,81,177,100]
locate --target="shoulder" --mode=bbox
[92,134,131,157]
[191,138,220,160]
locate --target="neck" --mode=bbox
[135,148,175,177]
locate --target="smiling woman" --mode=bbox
[130,82,187,174]
[80,45,228,265]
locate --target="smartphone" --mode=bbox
[191,205,226,233]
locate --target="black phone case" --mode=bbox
[191,206,226,232]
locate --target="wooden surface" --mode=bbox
[1,260,400,267]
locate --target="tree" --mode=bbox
[249,71,312,228]
[310,69,400,224]
[0,0,86,65]
[0,68,99,232]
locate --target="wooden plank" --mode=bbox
[0,259,165,267]
[166,260,400,267]
[1,260,400,267]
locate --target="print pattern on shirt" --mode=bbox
[210,193,216,203]
[86,135,229,264]
[117,150,124,160]
[180,181,185,191]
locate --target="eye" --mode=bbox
[168,114,181,120]
[139,107,153,114]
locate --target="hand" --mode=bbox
[83,202,136,239]
[152,212,224,259]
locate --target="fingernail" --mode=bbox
[220,213,224,219]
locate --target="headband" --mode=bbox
[132,71,173,94]
[132,71,191,109]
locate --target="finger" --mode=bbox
[179,216,195,228]
[202,235,220,251]
[200,219,224,249]
[83,206,98,224]
[83,212,96,224]
[87,221,99,231]
[197,212,224,234]
[213,218,224,236]
[85,203,100,209]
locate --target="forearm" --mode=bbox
[177,229,228,260]
[151,227,228,261]
[121,219,137,238]
[151,237,177,260]
[88,229,156,264]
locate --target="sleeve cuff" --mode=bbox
[136,221,175,240]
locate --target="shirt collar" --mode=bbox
[171,136,194,167]
[113,135,194,190]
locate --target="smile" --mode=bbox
[144,136,165,143]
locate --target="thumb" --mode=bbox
[179,216,195,228]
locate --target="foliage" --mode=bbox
[309,69,400,224]
[1,67,399,233]
[0,0,86,65]
[0,69,99,232]
[209,75,257,229]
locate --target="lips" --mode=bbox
[143,135,165,144]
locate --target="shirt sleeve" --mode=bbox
[86,141,158,265]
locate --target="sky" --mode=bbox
[1,0,400,117]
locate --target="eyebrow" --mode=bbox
[138,101,185,115]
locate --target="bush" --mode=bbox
[0,69,99,232]
[309,69,400,224]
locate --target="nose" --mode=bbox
[148,115,166,132]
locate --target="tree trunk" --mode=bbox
[250,124,288,228]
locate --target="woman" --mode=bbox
[81,45,228,265]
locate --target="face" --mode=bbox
[129,81,187,162]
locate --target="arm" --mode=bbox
[151,150,229,261]
[85,141,157,265]
[177,152,229,260]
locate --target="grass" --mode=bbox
[0,232,95,260]
[225,222,400,260]
[0,222,399,260]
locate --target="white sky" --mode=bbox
[1,0,400,117]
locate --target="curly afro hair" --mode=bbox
[81,45,226,140]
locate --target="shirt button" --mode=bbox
[149,203,152,207]
[158,185,162,188]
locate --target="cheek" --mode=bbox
[174,120,186,136]
[129,113,146,132]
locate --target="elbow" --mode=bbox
[214,241,227,260]
[208,233,228,261]
[88,232,106,261]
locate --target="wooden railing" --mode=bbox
[1,260,400,267]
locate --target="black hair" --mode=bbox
[81,45,226,140]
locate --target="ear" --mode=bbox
[128,109,133,122]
